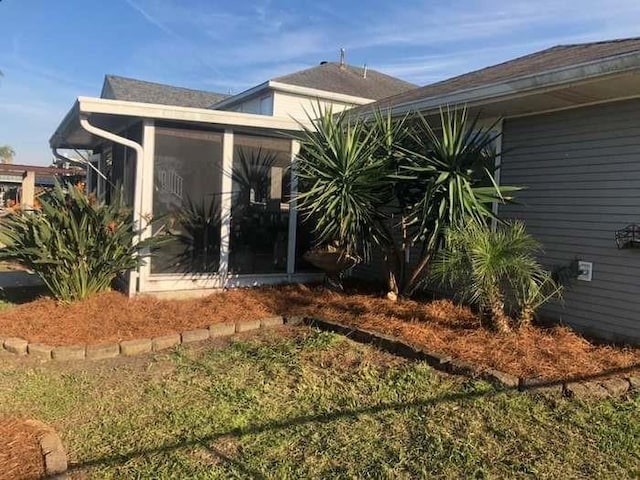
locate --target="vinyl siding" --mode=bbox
[272,91,359,120]
[499,99,640,344]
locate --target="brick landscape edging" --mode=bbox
[300,316,640,400]
[22,419,68,478]
[0,316,284,363]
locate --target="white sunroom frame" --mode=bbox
[50,96,322,296]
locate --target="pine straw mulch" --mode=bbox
[0,418,47,480]
[0,284,639,381]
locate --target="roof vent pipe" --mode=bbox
[363,64,367,78]
[339,48,346,69]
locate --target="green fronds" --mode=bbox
[432,221,562,329]
[0,183,155,301]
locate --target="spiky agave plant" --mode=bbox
[431,221,560,332]
[0,182,155,301]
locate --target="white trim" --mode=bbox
[382,50,640,117]
[49,97,308,149]
[212,81,270,109]
[213,80,373,111]
[219,129,234,280]
[491,119,503,232]
[143,272,323,292]
[137,120,155,293]
[287,140,300,275]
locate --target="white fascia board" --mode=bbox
[49,100,80,146]
[214,80,373,109]
[76,96,307,131]
[386,50,640,116]
[268,81,373,105]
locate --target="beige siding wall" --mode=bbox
[272,91,364,120]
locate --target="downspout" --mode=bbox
[78,114,145,296]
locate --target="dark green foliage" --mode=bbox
[432,221,562,330]
[0,183,153,301]
[294,104,520,296]
[295,106,394,262]
[172,196,221,273]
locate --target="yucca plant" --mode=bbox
[0,183,154,301]
[294,105,396,262]
[398,107,519,295]
[171,196,221,273]
[431,221,561,332]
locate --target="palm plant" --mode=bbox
[293,104,519,299]
[0,183,157,301]
[0,144,15,164]
[431,221,561,332]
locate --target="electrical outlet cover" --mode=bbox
[577,261,593,282]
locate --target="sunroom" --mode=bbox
[50,96,321,296]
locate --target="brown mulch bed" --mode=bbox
[0,418,47,480]
[1,284,639,382]
[0,290,272,347]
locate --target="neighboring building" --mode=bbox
[49,59,415,297]
[0,163,85,209]
[354,37,640,344]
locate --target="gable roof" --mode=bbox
[368,37,640,111]
[101,75,229,109]
[272,62,417,100]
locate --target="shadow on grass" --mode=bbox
[66,353,639,475]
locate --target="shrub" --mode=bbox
[0,183,152,301]
[431,221,561,332]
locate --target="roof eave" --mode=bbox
[50,96,309,150]
[382,49,640,117]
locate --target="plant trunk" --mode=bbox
[518,305,535,328]
[487,290,512,333]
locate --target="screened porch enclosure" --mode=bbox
[146,124,314,285]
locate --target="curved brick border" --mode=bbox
[22,419,68,478]
[0,316,283,363]
[301,316,640,401]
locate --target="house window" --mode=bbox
[259,95,273,115]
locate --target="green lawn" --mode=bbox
[0,327,638,479]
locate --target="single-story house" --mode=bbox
[49,59,416,297]
[353,37,640,344]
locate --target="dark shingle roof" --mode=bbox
[101,75,229,108]
[369,37,640,110]
[272,62,417,100]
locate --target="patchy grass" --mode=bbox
[0,327,638,479]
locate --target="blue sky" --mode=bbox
[1,0,640,165]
